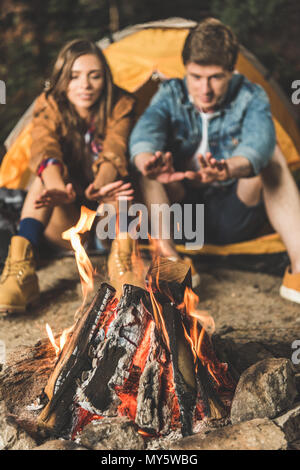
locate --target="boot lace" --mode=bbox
[115,253,132,273]
[0,259,31,282]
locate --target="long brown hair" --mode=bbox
[45,39,115,185]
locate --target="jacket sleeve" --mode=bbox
[129,82,172,164]
[29,93,65,175]
[94,92,136,178]
[231,85,276,175]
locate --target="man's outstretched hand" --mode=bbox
[184,152,230,184]
[138,151,186,184]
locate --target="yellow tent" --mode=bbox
[1,18,300,257]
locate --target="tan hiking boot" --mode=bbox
[280,266,300,304]
[108,234,145,297]
[0,236,40,314]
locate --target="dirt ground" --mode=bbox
[0,252,300,370]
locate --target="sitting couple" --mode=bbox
[1,17,300,315]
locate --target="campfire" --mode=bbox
[0,206,236,443]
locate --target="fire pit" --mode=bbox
[0,207,236,445]
[0,258,235,444]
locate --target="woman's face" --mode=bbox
[67,54,105,118]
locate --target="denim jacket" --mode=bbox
[129,73,276,176]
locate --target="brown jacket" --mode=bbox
[29,87,136,181]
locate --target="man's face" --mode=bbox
[185,62,232,112]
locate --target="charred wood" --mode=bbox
[37,283,116,436]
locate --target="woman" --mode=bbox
[0,39,135,314]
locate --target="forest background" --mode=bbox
[0,0,299,157]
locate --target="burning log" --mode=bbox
[75,284,151,416]
[37,283,116,436]
[146,258,227,434]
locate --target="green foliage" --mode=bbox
[211,0,299,116]
[211,0,286,37]
[0,0,298,148]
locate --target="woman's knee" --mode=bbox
[43,203,80,246]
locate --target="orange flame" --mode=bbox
[179,286,215,361]
[148,277,170,351]
[46,323,60,356]
[62,206,97,306]
[59,324,75,351]
[46,206,96,354]
[46,323,75,356]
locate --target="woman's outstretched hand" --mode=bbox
[34,183,76,209]
[85,180,134,203]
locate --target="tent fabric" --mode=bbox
[0,122,33,189]
[141,232,286,256]
[1,18,300,257]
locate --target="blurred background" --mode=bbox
[0,0,299,154]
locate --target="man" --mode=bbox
[129,17,300,303]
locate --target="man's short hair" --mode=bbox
[182,18,239,71]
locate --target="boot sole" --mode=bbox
[0,295,40,315]
[192,273,201,289]
[279,285,300,304]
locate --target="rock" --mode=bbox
[79,417,145,450]
[0,424,36,450]
[289,440,300,450]
[274,403,300,442]
[231,358,297,424]
[168,418,287,450]
[0,400,36,450]
[32,439,87,450]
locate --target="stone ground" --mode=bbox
[0,252,300,362]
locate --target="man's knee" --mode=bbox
[261,145,288,187]
[236,175,262,207]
